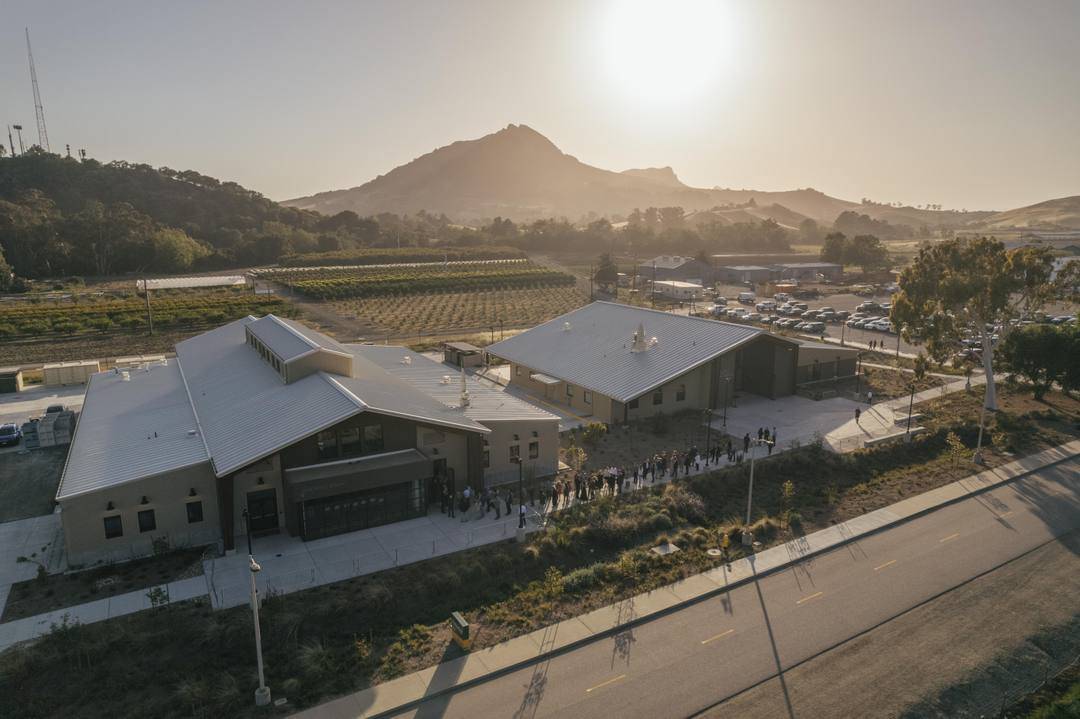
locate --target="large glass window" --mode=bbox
[187,501,204,524]
[676,384,686,401]
[516,365,522,376]
[629,398,639,409]
[583,391,592,404]
[103,515,123,540]
[483,450,490,468]
[566,385,574,397]
[138,509,156,533]
[340,427,361,455]
[529,441,539,459]
[653,390,663,405]
[363,424,384,453]
[317,430,338,461]
[510,445,520,461]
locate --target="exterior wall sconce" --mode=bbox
[483,439,489,446]
[513,434,519,440]
[189,488,197,497]
[141,496,149,505]
[106,502,115,511]
[532,431,539,437]
[432,448,440,455]
[257,477,265,485]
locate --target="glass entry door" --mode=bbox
[246,488,279,532]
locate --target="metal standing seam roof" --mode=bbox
[643,255,707,270]
[351,345,559,423]
[56,362,210,500]
[175,317,489,477]
[246,314,351,363]
[485,302,772,403]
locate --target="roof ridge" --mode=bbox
[320,372,368,410]
[264,314,321,351]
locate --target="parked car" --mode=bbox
[857,302,882,313]
[738,292,756,304]
[45,404,68,415]
[954,348,983,364]
[794,302,809,311]
[802,321,827,333]
[846,313,868,326]
[707,305,727,316]
[793,321,808,331]
[0,423,21,447]
[727,307,749,319]
[745,312,765,322]
[1052,315,1073,325]
[854,317,880,329]
[756,300,777,312]
[818,311,838,322]
[802,309,821,320]
[835,310,852,320]
[818,306,836,314]
[773,292,790,302]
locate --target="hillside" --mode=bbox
[979,195,1080,230]
[284,124,858,223]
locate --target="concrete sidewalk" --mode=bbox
[291,440,1080,719]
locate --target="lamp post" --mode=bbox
[722,377,729,427]
[242,509,271,707]
[854,352,862,398]
[742,438,764,547]
[704,408,714,466]
[512,457,526,539]
[904,382,915,443]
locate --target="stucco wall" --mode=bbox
[62,461,219,566]
[482,418,560,486]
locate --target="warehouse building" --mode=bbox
[717,265,772,284]
[771,262,844,280]
[56,314,558,564]
[486,302,802,425]
[639,255,715,283]
[652,280,705,301]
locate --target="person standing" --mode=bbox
[757,427,764,441]
[722,532,730,559]
[743,433,751,453]
[493,488,501,519]
[867,390,873,405]
[855,407,862,424]
[448,488,456,519]
[505,489,513,516]
[519,502,527,529]
[772,427,778,446]
[727,439,734,462]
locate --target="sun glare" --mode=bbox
[600,0,737,105]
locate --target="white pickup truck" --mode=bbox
[756,300,777,311]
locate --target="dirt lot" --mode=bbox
[0,446,68,522]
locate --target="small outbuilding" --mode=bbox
[443,342,484,368]
[0,366,23,394]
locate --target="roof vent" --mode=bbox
[442,375,452,384]
[651,337,659,346]
[145,364,151,371]
[631,323,648,353]
[401,357,411,364]
[662,255,669,261]
[564,322,571,331]
[121,371,130,381]
[459,368,470,408]
[187,429,197,436]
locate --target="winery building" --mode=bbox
[56,315,558,564]
[485,302,803,425]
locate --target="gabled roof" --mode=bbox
[246,314,351,363]
[175,317,487,476]
[57,362,210,500]
[485,302,777,403]
[353,345,558,423]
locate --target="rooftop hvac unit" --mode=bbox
[121,371,130,381]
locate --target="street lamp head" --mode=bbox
[249,557,261,573]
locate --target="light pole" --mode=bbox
[704,408,714,466]
[722,377,729,427]
[903,383,915,443]
[512,457,526,539]
[742,438,765,547]
[854,352,862,398]
[242,509,271,707]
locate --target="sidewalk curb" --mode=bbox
[352,441,1080,719]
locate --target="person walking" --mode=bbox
[767,437,774,455]
[743,433,751,453]
[505,489,513,516]
[722,532,730,559]
[519,502,527,529]
[757,427,764,441]
[855,407,861,424]
[867,390,873,405]
[727,439,734,462]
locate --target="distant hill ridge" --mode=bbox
[284,124,1078,230]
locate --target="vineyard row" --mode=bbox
[291,268,576,300]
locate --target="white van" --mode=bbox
[738,292,756,304]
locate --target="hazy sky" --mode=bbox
[3,0,1078,211]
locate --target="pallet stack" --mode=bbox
[22,422,39,449]
[21,411,78,449]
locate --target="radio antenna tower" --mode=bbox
[26,29,50,153]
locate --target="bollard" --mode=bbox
[503,522,507,535]
[432,540,436,554]
[394,549,398,564]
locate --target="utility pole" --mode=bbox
[26,29,50,152]
[904,383,915,443]
[140,281,154,336]
[13,125,24,154]
[6,127,14,156]
[589,264,594,302]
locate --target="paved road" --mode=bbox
[380,458,1080,719]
